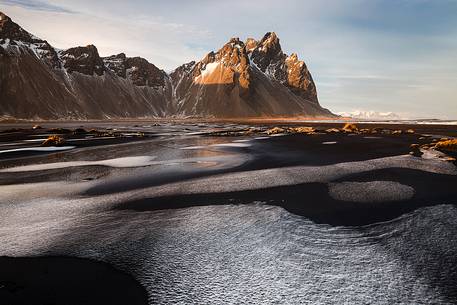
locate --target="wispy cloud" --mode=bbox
[0,0,75,13]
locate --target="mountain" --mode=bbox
[337,110,403,121]
[170,33,331,117]
[0,12,334,120]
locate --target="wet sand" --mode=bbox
[0,121,456,303]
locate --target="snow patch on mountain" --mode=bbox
[201,62,220,78]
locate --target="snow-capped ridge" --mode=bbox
[338,110,403,120]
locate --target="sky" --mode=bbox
[1,0,456,119]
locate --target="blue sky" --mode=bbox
[1,0,456,118]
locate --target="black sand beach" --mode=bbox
[0,121,456,304]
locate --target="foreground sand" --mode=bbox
[0,121,456,303]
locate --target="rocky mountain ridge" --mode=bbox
[0,12,334,119]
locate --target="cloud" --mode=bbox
[0,0,75,13]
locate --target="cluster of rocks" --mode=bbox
[337,123,415,135]
[207,127,264,137]
[265,126,316,135]
[414,138,457,161]
[38,126,146,147]
[434,139,457,152]
[264,123,417,136]
[207,123,422,137]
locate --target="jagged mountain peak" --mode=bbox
[0,11,10,23]
[287,53,299,62]
[0,11,33,42]
[245,38,258,52]
[60,44,105,76]
[0,11,12,26]
[254,32,282,57]
[0,12,60,68]
[250,32,284,72]
[259,32,280,47]
[228,37,244,45]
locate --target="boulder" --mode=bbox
[341,123,358,133]
[41,135,65,146]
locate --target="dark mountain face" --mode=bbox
[60,45,105,76]
[0,12,334,119]
[124,57,167,88]
[0,12,31,41]
[103,53,127,77]
[102,54,167,88]
[0,12,60,69]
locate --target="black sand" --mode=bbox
[0,256,148,305]
[0,121,456,303]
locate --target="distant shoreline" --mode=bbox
[0,117,456,126]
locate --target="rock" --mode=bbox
[288,127,315,134]
[434,139,457,152]
[409,143,423,157]
[392,130,402,135]
[444,156,456,162]
[266,127,285,135]
[41,135,65,146]
[342,123,358,133]
[326,128,340,133]
[406,129,415,134]
[32,125,42,130]
[371,128,382,134]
